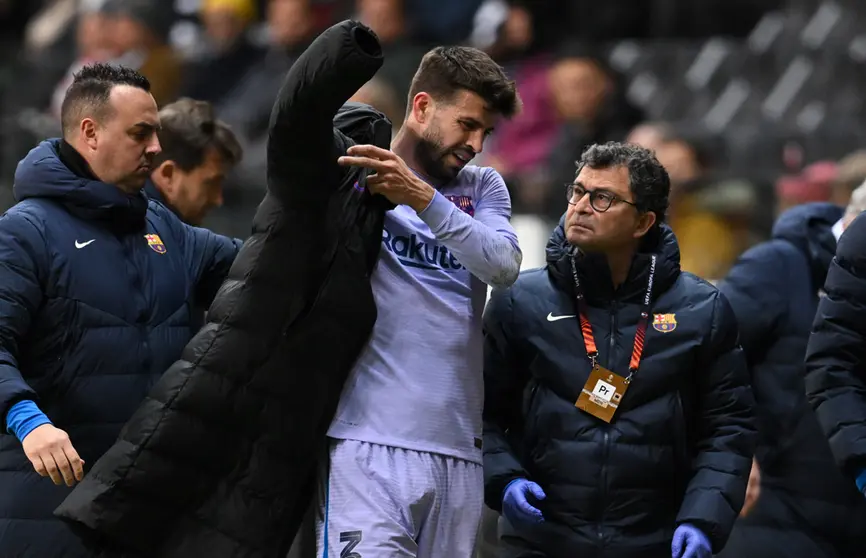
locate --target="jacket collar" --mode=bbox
[14,139,148,235]
[546,215,681,305]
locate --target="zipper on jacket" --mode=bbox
[523,380,540,457]
[598,428,610,549]
[608,301,617,366]
[598,301,616,553]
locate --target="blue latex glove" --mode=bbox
[502,478,546,526]
[856,469,866,497]
[672,524,711,558]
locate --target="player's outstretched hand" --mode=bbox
[338,144,434,212]
[22,424,85,486]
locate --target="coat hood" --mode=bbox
[771,202,842,291]
[13,139,148,233]
[334,101,394,211]
[546,212,682,304]
[334,101,392,150]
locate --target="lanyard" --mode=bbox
[570,254,656,383]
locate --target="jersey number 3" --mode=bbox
[340,530,362,558]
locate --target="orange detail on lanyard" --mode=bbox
[570,255,656,382]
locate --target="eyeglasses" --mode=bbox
[566,183,637,213]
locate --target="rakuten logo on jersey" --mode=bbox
[382,228,464,271]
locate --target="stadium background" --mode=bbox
[0,0,863,281]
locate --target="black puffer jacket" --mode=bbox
[717,203,866,557]
[54,20,393,558]
[806,212,866,488]
[482,220,756,558]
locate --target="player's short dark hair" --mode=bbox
[60,63,151,137]
[407,46,521,119]
[578,142,671,225]
[152,98,243,172]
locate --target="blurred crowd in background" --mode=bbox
[0,0,864,281]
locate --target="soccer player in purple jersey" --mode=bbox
[315,46,523,557]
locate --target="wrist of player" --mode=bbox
[407,180,435,213]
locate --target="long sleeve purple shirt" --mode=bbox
[328,165,522,463]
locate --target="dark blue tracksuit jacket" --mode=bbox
[0,139,240,557]
[483,222,756,557]
[718,203,866,558]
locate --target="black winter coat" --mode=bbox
[806,211,866,490]
[717,203,866,557]
[55,20,393,558]
[482,221,756,558]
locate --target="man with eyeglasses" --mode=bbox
[482,141,756,558]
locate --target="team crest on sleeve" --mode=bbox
[144,233,167,254]
[445,195,475,216]
[652,313,677,333]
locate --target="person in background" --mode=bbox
[774,161,836,216]
[717,189,866,558]
[213,0,318,226]
[830,150,866,208]
[842,181,866,229]
[806,184,866,528]
[0,63,241,558]
[180,0,265,106]
[543,44,643,216]
[482,142,755,558]
[216,0,317,146]
[354,0,427,117]
[145,97,243,226]
[100,0,182,107]
[49,6,123,119]
[349,77,404,136]
[625,121,674,151]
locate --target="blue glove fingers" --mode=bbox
[516,498,543,521]
[682,536,711,558]
[673,525,711,558]
[671,528,685,558]
[681,534,698,558]
[529,482,546,501]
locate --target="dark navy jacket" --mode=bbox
[482,222,756,557]
[719,203,866,557]
[806,211,866,506]
[0,139,240,558]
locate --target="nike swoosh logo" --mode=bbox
[74,239,96,249]
[547,312,576,322]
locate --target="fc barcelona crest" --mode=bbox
[446,195,475,216]
[652,313,677,333]
[145,233,167,254]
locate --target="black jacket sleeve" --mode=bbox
[676,291,757,552]
[805,213,866,478]
[482,287,530,512]
[717,241,801,469]
[267,20,383,203]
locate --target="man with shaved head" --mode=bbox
[0,63,241,557]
